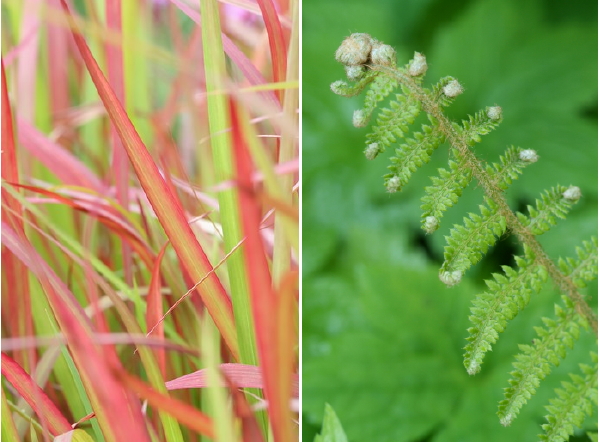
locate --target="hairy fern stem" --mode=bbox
[331,33,598,440]
[371,64,597,334]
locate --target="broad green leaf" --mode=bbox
[303,228,596,442]
[314,404,348,442]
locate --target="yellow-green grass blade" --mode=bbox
[60,429,97,442]
[237,81,299,93]
[4,399,47,441]
[34,44,51,133]
[201,313,238,442]
[2,388,21,442]
[77,5,107,170]
[198,0,259,378]
[46,317,104,441]
[55,339,105,441]
[122,0,152,147]
[19,276,95,437]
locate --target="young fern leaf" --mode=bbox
[517,186,582,236]
[539,352,598,442]
[429,76,464,107]
[439,198,507,286]
[331,33,598,440]
[330,71,378,98]
[459,107,503,145]
[558,237,598,288]
[364,89,421,159]
[352,75,399,127]
[420,149,472,233]
[464,245,548,375]
[486,146,538,190]
[384,120,445,193]
[498,296,587,426]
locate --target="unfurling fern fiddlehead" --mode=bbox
[331,33,598,441]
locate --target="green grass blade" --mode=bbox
[198,0,259,379]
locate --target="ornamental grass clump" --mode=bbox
[1,1,298,441]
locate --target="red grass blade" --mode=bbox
[165,363,299,398]
[46,0,70,125]
[2,223,152,442]
[256,0,287,100]
[229,97,294,441]
[6,182,157,270]
[57,0,239,359]
[17,118,106,191]
[2,61,20,223]
[112,367,215,438]
[1,353,72,436]
[1,60,35,372]
[224,372,266,442]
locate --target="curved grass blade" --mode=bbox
[1,353,72,436]
[58,0,239,359]
[2,223,151,442]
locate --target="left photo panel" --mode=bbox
[1,1,298,441]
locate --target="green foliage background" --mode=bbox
[302,0,598,441]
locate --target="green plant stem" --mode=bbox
[373,64,598,335]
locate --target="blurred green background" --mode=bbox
[302,0,598,441]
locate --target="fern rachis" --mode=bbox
[331,33,598,441]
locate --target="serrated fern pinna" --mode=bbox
[331,33,598,441]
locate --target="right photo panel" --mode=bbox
[302,0,598,441]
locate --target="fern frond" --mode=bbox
[459,107,503,145]
[330,70,378,97]
[364,89,421,159]
[439,198,507,286]
[352,75,399,127]
[498,297,587,426]
[420,148,472,233]
[429,76,463,107]
[486,146,538,190]
[331,34,598,434]
[539,352,598,442]
[463,246,548,374]
[383,119,445,193]
[517,186,581,235]
[558,237,598,288]
[403,51,428,81]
